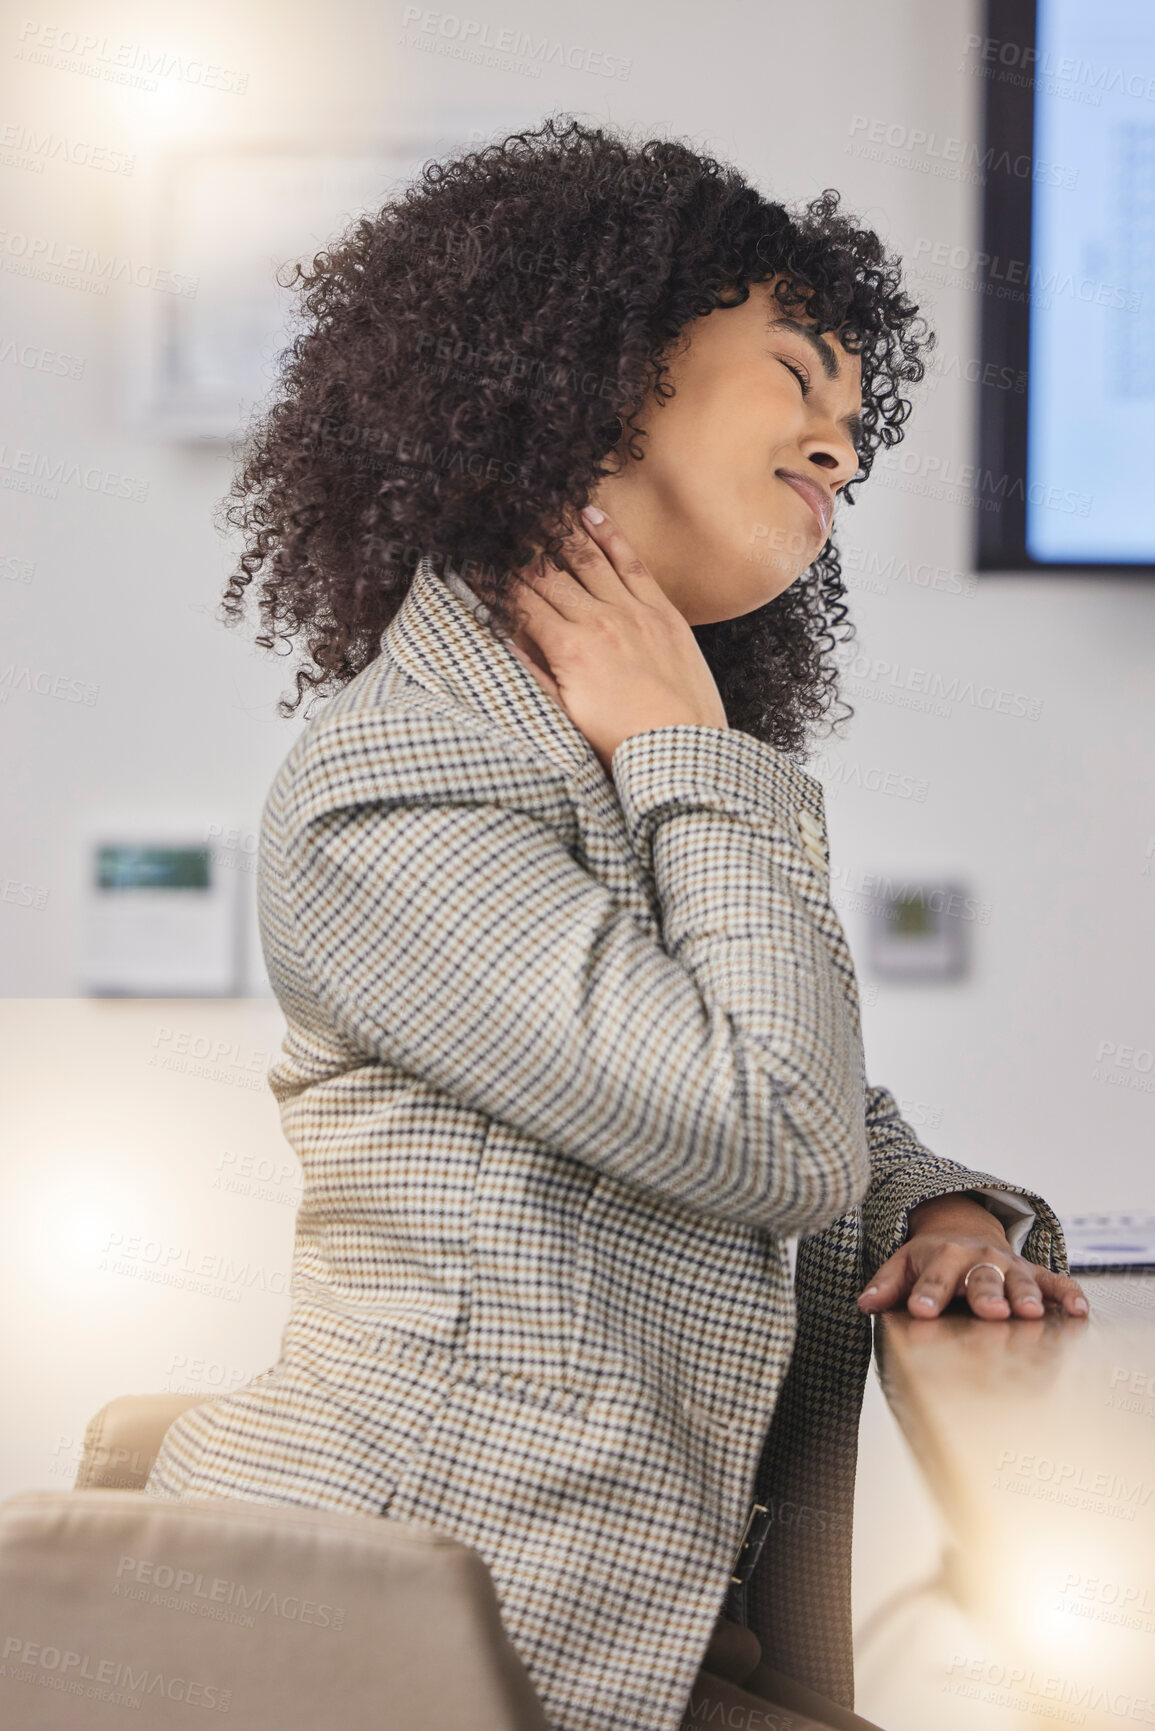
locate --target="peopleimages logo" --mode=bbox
[813,755,929,803]
[0,1635,231,1711]
[846,654,1043,721]
[398,7,632,79]
[0,444,148,501]
[841,544,978,598]
[910,237,1141,312]
[114,1553,346,1629]
[0,336,85,378]
[0,226,198,296]
[874,445,1093,517]
[829,867,993,927]
[0,121,135,175]
[921,351,1026,395]
[15,20,250,94]
[961,31,1155,103]
[944,1652,1155,1724]
[847,115,1078,188]
[98,1232,288,1298]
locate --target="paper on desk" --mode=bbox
[1062,1211,1155,1270]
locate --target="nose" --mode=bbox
[802,426,860,492]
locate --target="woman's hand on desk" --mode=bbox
[856,1191,1090,1321]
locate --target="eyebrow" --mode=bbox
[768,315,864,457]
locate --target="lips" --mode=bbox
[777,470,833,539]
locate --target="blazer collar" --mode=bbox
[380,555,602,785]
[380,554,824,820]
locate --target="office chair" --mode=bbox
[0,1392,550,1729]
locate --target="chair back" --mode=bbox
[0,1393,550,1729]
[74,1394,207,1490]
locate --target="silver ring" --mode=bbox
[964,1260,1007,1289]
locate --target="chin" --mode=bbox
[686,585,783,627]
[674,534,808,623]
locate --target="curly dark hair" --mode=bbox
[217,114,933,758]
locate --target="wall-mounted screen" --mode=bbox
[977,0,1155,570]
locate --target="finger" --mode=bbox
[1001,1265,1045,1318]
[576,506,667,604]
[508,567,591,659]
[546,512,627,604]
[857,1250,914,1312]
[1033,1267,1090,1317]
[515,552,600,624]
[958,1259,1013,1318]
[505,638,561,702]
[910,1249,1004,1318]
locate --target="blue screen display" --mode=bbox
[1028,0,1155,562]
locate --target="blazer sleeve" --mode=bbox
[858,1080,1071,1279]
[280,715,871,1239]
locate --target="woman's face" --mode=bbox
[589,277,864,624]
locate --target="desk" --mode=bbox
[858,1276,1155,1731]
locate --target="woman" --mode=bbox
[145,117,1088,1731]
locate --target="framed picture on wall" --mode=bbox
[119,135,448,443]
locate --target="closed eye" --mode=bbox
[778,356,810,395]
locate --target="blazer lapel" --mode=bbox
[382,556,625,827]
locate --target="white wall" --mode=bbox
[2,0,1152,1713]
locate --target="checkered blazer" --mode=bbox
[145,556,1070,1731]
